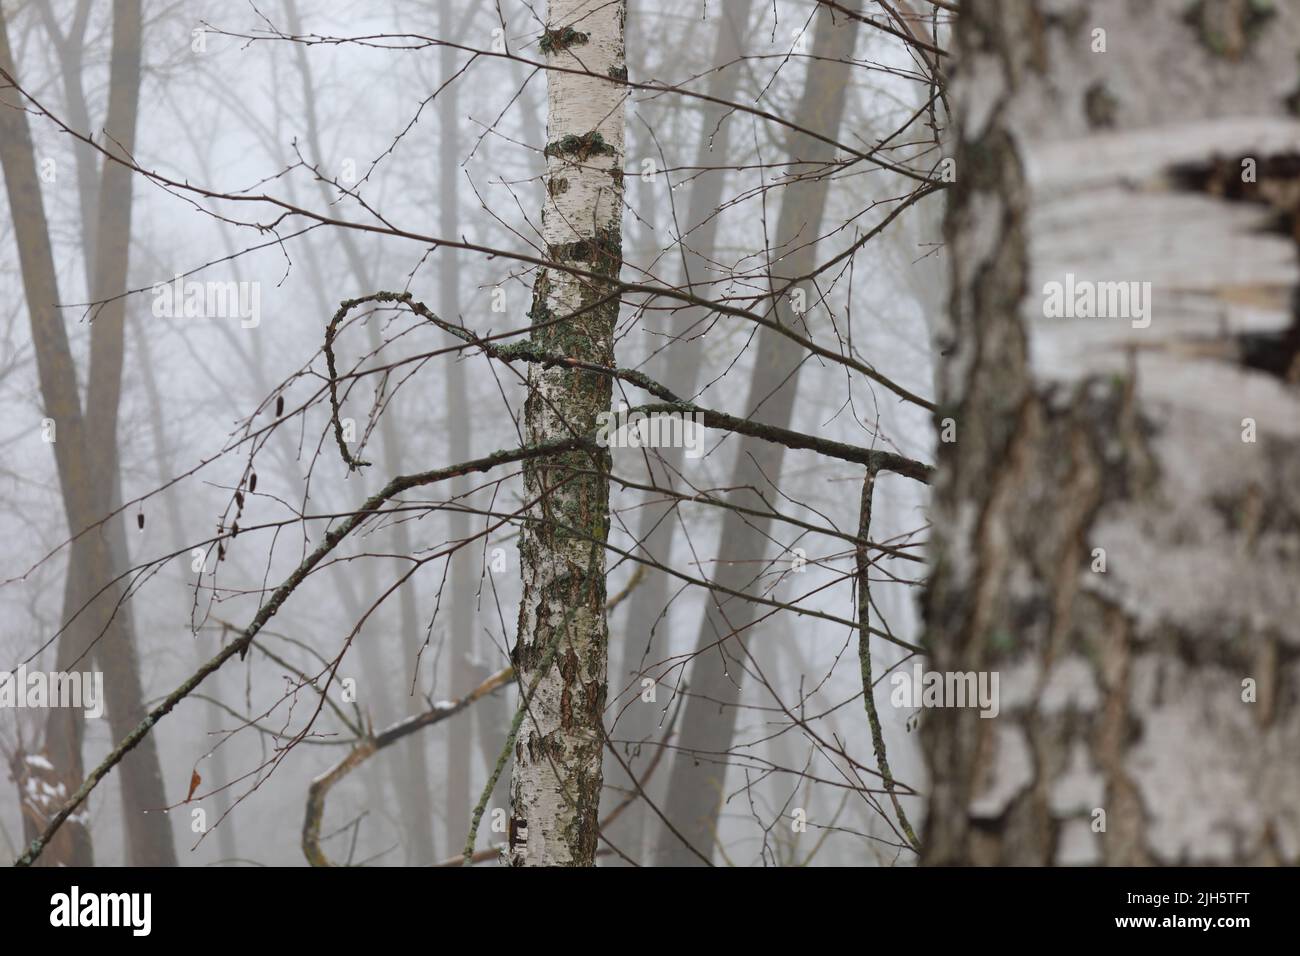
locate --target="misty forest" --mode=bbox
[1,0,1297,870]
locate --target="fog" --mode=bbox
[1,0,942,866]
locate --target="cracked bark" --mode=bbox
[507,0,626,867]
[924,0,1300,866]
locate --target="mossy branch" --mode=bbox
[855,468,921,854]
[330,292,935,483]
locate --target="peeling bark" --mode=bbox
[924,0,1300,866]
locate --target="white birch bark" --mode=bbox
[508,0,626,867]
[925,0,1300,865]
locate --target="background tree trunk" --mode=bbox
[284,0,437,863]
[655,0,862,866]
[79,0,178,868]
[439,0,478,857]
[0,0,176,867]
[129,312,240,864]
[607,0,755,862]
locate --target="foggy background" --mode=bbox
[0,0,942,866]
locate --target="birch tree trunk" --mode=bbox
[924,0,1300,865]
[473,51,543,827]
[508,0,626,867]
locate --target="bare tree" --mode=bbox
[439,0,478,858]
[608,0,755,862]
[1,0,176,867]
[656,0,867,865]
[4,1,948,871]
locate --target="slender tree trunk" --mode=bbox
[1,2,96,868]
[508,0,626,867]
[78,0,177,867]
[607,0,755,861]
[1,0,176,866]
[655,0,862,866]
[378,421,438,867]
[36,0,97,291]
[924,0,1300,865]
[439,2,478,856]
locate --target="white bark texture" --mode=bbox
[508,0,626,867]
[925,0,1300,864]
